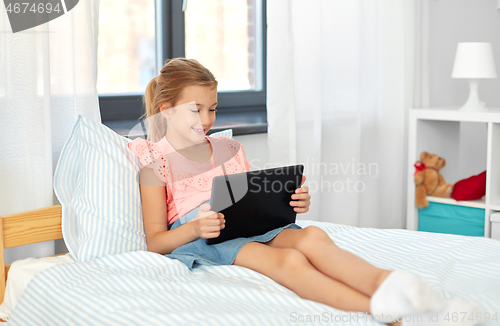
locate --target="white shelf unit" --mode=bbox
[407,107,500,238]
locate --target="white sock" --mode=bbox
[401,297,484,326]
[370,270,445,320]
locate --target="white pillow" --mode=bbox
[54,115,146,261]
[210,129,233,138]
[54,114,232,262]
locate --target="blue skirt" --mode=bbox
[165,200,302,270]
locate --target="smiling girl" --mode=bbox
[128,58,483,326]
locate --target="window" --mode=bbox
[185,0,263,92]
[97,1,156,95]
[98,0,266,127]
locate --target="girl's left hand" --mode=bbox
[290,175,311,213]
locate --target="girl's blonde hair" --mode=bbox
[141,58,218,142]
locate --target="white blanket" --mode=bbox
[0,253,74,322]
[5,221,500,325]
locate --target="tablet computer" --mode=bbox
[207,164,304,245]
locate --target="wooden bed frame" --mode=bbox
[0,205,63,305]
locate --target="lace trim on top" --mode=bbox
[127,139,167,184]
[127,136,247,193]
[128,136,249,224]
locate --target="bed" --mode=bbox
[1,206,500,325]
[1,115,499,325]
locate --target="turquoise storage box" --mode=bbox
[418,202,484,236]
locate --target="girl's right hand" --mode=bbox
[190,204,225,239]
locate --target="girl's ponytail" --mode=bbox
[143,76,157,120]
[141,76,167,143]
[140,58,217,142]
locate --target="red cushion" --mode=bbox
[452,171,486,201]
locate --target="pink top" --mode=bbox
[128,135,251,226]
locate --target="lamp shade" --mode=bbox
[452,42,497,79]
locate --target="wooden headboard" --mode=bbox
[0,205,63,305]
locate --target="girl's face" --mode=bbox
[161,85,217,147]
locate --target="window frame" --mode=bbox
[99,0,267,127]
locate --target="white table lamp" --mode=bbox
[452,42,497,112]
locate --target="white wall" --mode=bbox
[234,133,269,171]
[429,0,500,108]
[428,0,499,181]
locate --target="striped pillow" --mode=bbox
[54,115,146,262]
[54,115,233,262]
[209,129,233,138]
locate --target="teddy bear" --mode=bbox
[414,151,454,209]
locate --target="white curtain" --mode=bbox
[267,0,429,228]
[0,0,101,264]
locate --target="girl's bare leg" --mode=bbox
[267,226,392,298]
[234,241,401,326]
[233,241,372,313]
